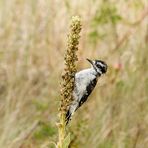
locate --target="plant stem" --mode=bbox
[57,113,65,148]
[57,16,81,148]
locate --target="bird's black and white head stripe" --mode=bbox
[87,59,107,75]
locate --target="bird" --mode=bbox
[65,58,107,124]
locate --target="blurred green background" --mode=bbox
[0,0,147,148]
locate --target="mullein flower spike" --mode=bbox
[57,16,82,148]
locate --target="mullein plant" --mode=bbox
[57,16,82,148]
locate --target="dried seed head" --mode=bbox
[60,16,82,114]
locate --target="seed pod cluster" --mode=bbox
[60,16,82,114]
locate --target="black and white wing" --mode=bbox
[77,77,97,109]
[65,69,98,124]
[65,77,97,124]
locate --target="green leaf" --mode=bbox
[62,133,71,148]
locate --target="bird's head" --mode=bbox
[87,58,107,75]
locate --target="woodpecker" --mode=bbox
[66,58,107,124]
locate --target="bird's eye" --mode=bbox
[97,64,101,68]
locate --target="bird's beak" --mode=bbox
[86,58,93,65]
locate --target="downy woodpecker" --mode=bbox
[66,58,107,124]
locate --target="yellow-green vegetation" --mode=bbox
[57,16,81,148]
[0,0,147,148]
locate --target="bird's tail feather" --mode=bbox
[65,110,72,125]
